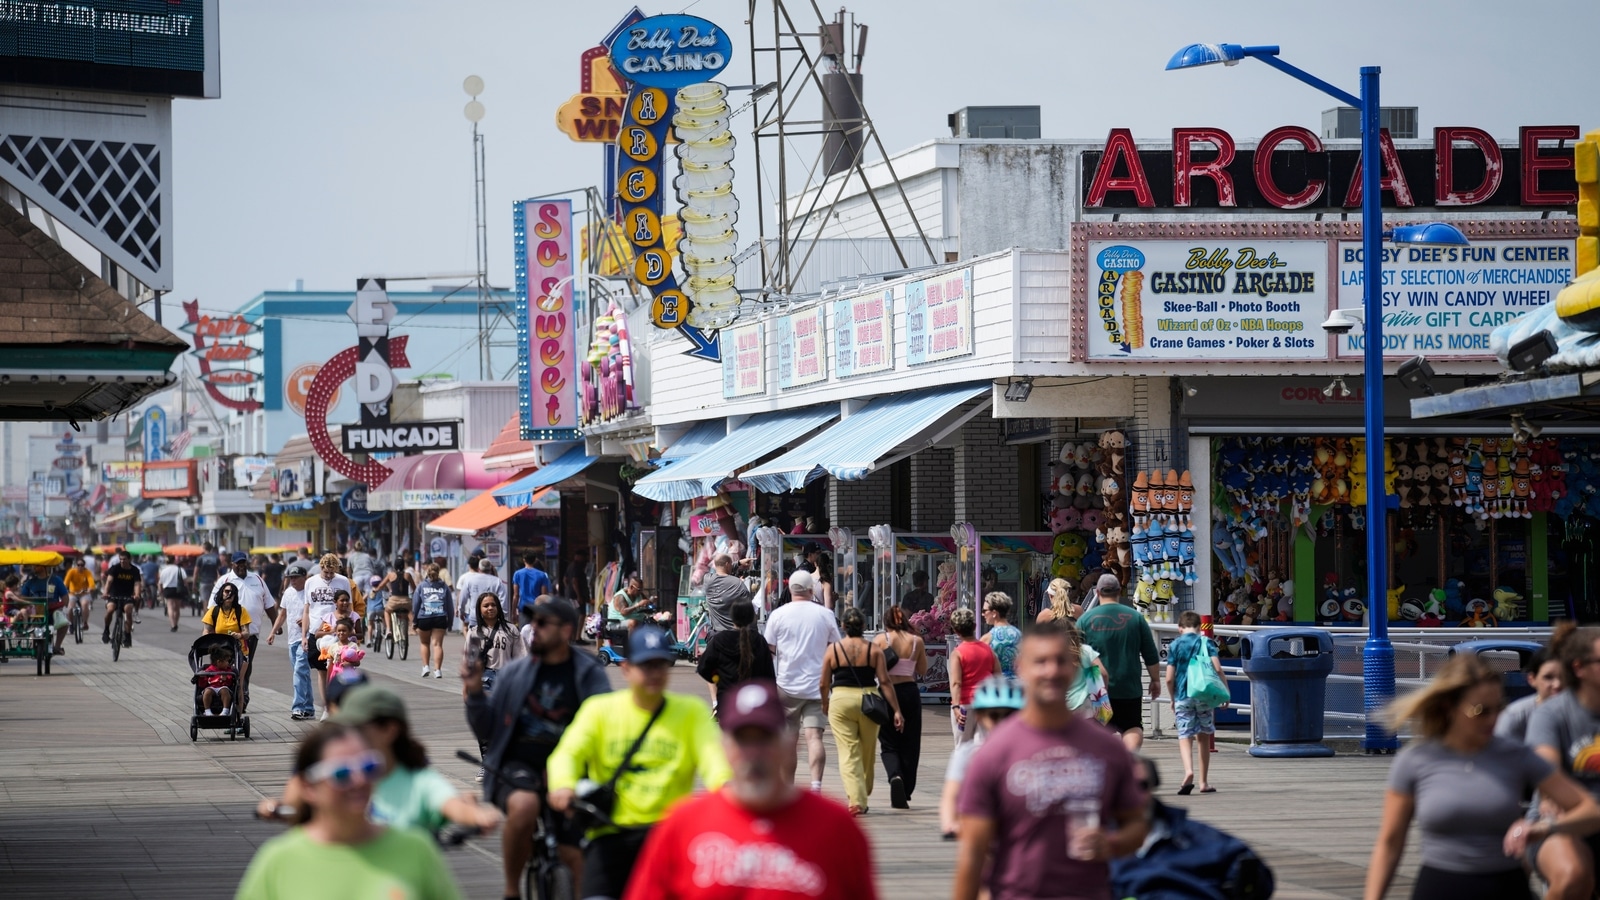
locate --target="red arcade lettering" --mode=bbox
[1342,129,1415,207]
[1254,126,1325,209]
[1085,128,1155,208]
[1521,125,1580,206]
[1172,128,1237,207]
[1434,127,1503,206]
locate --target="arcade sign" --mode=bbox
[342,421,461,454]
[1081,125,1579,210]
[608,14,732,89]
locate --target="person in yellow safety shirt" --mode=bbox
[60,558,96,654]
[547,625,730,900]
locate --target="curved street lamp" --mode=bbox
[1168,44,1469,754]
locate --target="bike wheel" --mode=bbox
[385,633,395,659]
[111,616,122,662]
[399,631,409,661]
[536,860,575,900]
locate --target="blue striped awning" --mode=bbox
[492,446,596,507]
[740,383,990,494]
[650,419,729,473]
[631,405,838,501]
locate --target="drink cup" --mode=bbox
[1065,795,1102,861]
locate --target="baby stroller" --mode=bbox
[188,633,251,741]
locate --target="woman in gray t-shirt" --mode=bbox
[1365,654,1600,900]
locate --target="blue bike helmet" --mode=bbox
[971,674,1025,711]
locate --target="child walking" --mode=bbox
[1165,610,1226,794]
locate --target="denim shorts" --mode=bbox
[1173,698,1216,738]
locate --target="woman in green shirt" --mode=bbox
[236,724,462,900]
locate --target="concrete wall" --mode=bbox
[958,143,1078,257]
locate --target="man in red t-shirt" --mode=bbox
[623,679,879,900]
[955,620,1150,900]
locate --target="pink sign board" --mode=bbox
[522,199,578,440]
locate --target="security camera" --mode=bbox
[1320,307,1365,335]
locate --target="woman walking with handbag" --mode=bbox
[874,606,927,809]
[820,606,903,816]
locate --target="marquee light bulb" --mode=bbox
[673,81,742,330]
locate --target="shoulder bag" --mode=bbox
[836,642,895,727]
[1186,638,1232,709]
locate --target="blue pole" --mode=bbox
[1360,65,1399,753]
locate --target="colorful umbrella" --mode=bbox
[163,543,206,557]
[32,543,81,555]
[0,550,64,567]
[124,541,163,556]
[91,544,123,555]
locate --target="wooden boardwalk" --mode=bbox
[0,614,1418,899]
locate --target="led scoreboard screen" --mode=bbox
[0,0,218,97]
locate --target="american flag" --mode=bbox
[167,430,192,458]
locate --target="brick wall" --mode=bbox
[827,469,892,526]
[954,417,1019,530]
[910,447,954,530]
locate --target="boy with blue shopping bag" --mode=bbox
[1164,611,1230,795]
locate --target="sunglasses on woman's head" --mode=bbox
[304,750,383,787]
[1464,701,1506,718]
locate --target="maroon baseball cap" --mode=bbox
[719,680,787,735]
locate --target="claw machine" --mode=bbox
[828,526,878,624]
[676,491,752,650]
[869,525,958,702]
[755,526,836,614]
[952,524,1054,633]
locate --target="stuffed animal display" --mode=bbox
[1089,431,1132,589]
[1130,468,1196,587]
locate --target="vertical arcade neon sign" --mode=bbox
[515,198,580,441]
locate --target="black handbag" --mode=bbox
[836,643,895,727]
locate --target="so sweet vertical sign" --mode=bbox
[516,199,579,440]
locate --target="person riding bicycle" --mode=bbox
[102,549,142,646]
[61,557,94,651]
[376,555,413,644]
[463,597,609,900]
[547,625,731,900]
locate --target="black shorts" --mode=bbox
[490,773,581,848]
[1412,865,1532,900]
[581,827,652,899]
[106,595,137,609]
[1108,696,1144,733]
[162,587,184,600]
[414,615,448,632]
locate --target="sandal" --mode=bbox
[1200,786,1217,793]
[1177,776,1194,796]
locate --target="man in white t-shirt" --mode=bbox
[269,562,316,720]
[302,552,352,631]
[207,551,278,659]
[457,558,507,630]
[763,569,841,791]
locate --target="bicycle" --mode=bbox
[68,603,83,645]
[384,608,409,661]
[368,605,387,652]
[680,600,712,662]
[109,600,131,662]
[455,751,584,900]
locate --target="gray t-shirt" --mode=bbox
[702,572,750,634]
[1494,693,1542,744]
[1387,736,1552,873]
[1527,690,1600,798]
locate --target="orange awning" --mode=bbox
[424,469,548,536]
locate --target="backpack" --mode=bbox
[1110,800,1274,900]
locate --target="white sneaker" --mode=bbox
[318,710,328,722]
[433,668,443,679]
[421,665,431,677]
[810,781,824,793]
[220,707,231,717]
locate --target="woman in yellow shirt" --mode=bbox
[204,582,253,683]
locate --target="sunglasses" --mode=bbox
[304,750,383,787]
[534,618,566,629]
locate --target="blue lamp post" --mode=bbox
[1167,44,1467,753]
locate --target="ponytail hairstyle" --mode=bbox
[425,563,442,582]
[731,600,756,680]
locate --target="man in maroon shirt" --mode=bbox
[955,620,1150,900]
[625,679,878,900]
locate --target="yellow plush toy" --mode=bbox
[1387,585,1403,621]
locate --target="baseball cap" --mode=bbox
[330,685,407,724]
[627,625,676,664]
[526,596,579,628]
[719,680,787,735]
[285,562,309,578]
[787,569,816,594]
[231,551,249,563]
[1096,573,1122,595]
[324,668,370,707]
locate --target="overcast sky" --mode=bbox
[170,0,1599,325]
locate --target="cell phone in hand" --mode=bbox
[464,634,484,670]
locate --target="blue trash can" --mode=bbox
[1450,640,1544,701]
[1241,628,1336,758]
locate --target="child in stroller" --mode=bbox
[197,644,237,716]
[188,632,252,740]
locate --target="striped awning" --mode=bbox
[630,405,837,501]
[492,446,597,508]
[740,383,990,494]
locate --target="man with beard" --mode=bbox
[463,597,609,900]
[624,679,878,900]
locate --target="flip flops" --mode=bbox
[1177,777,1194,796]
